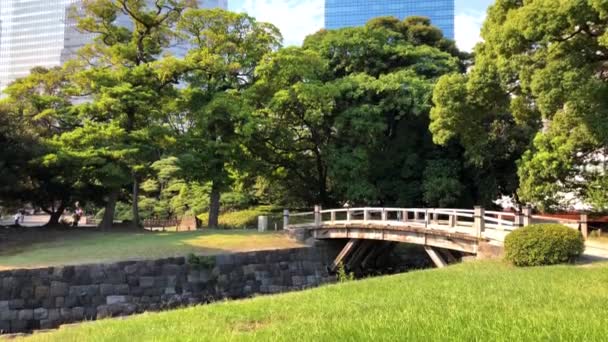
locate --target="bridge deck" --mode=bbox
[285,206,586,255]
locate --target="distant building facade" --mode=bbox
[0,0,228,92]
[325,0,455,39]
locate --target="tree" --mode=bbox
[248,17,468,207]
[175,9,281,227]
[430,0,608,211]
[60,0,194,229]
[0,66,90,225]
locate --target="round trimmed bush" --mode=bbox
[504,224,584,266]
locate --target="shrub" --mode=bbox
[505,224,585,266]
[197,206,280,229]
[336,262,355,283]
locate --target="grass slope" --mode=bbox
[0,230,302,270]
[23,261,608,341]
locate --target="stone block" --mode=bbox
[10,319,27,332]
[9,299,24,310]
[40,319,57,330]
[64,295,79,308]
[20,286,34,300]
[116,284,130,295]
[34,286,49,301]
[97,304,124,319]
[0,301,9,311]
[50,281,68,297]
[73,266,92,284]
[33,308,48,320]
[139,276,154,288]
[104,267,126,284]
[18,309,33,320]
[0,309,16,321]
[84,307,97,319]
[72,307,85,321]
[100,283,115,296]
[162,264,181,276]
[55,297,65,308]
[0,320,11,333]
[90,265,105,283]
[60,308,72,320]
[106,295,130,305]
[47,309,61,322]
[124,263,139,274]
[2,277,18,292]
[69,285,99,297]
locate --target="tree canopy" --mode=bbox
[430,0,608,212]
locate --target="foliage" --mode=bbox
[197,205,278,229]
[248,16,471,207]
[504,224,585,267]
[431,0,608,211]
[186,254,216,270]
[336,262,355,283]
[174,9,282,227]
[21,261,608,341]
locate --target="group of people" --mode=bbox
[9,205,84,227]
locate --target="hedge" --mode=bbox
[504,224,585,266]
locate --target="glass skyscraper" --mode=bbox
[0,0,228,92]
[325,0,455,39]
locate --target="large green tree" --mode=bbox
[248,16,471,207]
[174,9,281,227]
[50,0,194,229]
[0,66,92,225]
[430,0,608,212]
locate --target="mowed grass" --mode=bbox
[22,261,608,342]
[0,230,302,270]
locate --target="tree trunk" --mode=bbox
[100,190,119,230]
[208,180,221,228]
[45,203,66,226]
[131,174,140,229]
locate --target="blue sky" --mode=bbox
[228,0,495,51]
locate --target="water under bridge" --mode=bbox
[283,206,589,269]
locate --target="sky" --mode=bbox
[229,0,495,52]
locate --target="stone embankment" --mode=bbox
[0,247,336,334]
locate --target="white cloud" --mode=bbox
[236,0,324,46]
[455,10,486,52]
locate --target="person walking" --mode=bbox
[13,211,22,226]
[72,205,84,227]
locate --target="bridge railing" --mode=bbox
[283,206,590,241]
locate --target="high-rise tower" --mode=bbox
[0,0,228,92]
[324,0,454,39]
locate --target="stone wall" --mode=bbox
[0,247,337,334]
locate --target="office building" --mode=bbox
[325,0,454,39]
[0,0,227,92]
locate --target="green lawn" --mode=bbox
[0,230,302,270]
[21,261,608,341]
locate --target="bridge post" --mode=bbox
[448,211,455,227]
[331,210,336,223]
[401,210,408,222]
[580,213,588,240]
[314,205,322,228]
[364,209,369,222]
[346,208,351,222]
[474,206,485,238]
[522,206,532,226]
[514,209,523,227]
[424,209,430,227]
[381,209,387,221]
[283,209,289,229]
